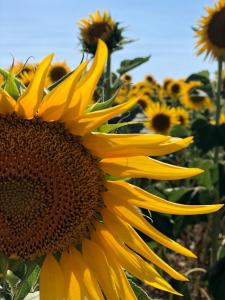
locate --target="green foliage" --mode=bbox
[208,256,225,300]
[117,56,151,75]
[170,125,190,138]
[99,121,141,133]
[129,280,153,300]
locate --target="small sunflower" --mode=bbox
[19,70,36,87]
[163,77,173,91]
[0,40,222,299]
[46,61,71,86]
[137,95,153,112]
[78,10,125,54]
[181,81,213,110]
[196,0,225,59]
[144,74,156,85]
[167,80,184,98]
[175,107,190,127]
[121,73,132,83]
[11,61,36,78]
[145,103,179,134]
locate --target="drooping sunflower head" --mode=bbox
[145,103,178,134]
[46,61,71,87]
[174,107,190,127]
[78,10,125,54]
[0,40,223,299]
[181,81,213,110]
[196,0,225,59]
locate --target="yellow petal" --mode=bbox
[144,136,194,156]
[0,89,16,114]
[40,254,64,300]
[92,232,137,300]
[96,224,182,295]
[67,97,138,136]
[104,193,196,258]
[102,208,188,281]
[69,247,104,300]
[82,132,170,157]
[16,54,53,119]
[83,239,119,300]
[100,156,203,180]
[106,180,223,215]
[60,250,83,300]
[38,61,88,121]
[61,40,108,120]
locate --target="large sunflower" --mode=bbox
[0,40,222,299]
[145,103,178,134]
[196,0,225,59]
[78,10,124,54]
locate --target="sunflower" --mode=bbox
[174,107,190,127]
[181,81,213,110]
[46,61,71,86]
[163,77,173,91]
[167,80,184,98]
[145,103,178,134]
[78,10,124,54]
[121,73,132,83]
[0,40,222,299]
[11,61,36,78]
[144,74,156,85]
[196,0,225,59]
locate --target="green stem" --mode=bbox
[105,52,112,100]
[210,58,223,266]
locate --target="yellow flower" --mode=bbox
[46,61,71,86]
[78,10,124,54]
[121,73,132,83]
[167,80,184,98]
[145,103,179,134]
[175,107,190,127]
[144,74,157,85]
[163,77,173,92]
[196,0,225,59]
[10,61,37,85]
[0,40,222,299]
[181,81,213,110]
[18,70,36,87]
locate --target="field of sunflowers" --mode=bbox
[0,1,225,300]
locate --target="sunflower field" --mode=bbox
[0,1,225,300]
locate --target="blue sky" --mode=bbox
[0,0,216,82]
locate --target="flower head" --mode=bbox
[196,0,225,59]
[46,61,71,86]
[0,40,222,299]
[78,10,125,54]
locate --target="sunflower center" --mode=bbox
[138,99,147,109]
[49,66,68,83]
[171,84,180,94]
[178,115,185,125]
[88,22,112,43]
[0,114,104,259]
[208,7,225,48]
[152,113,171,132]
[190,95,205,104]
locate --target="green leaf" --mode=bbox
[0,67,25,92]
[186,70,210,85]
[117,56,151,75]
[170,125,189,138]
[129,280,153,300]
[166,187,191,202]
[14,262,40,300]
[98,122,141,133]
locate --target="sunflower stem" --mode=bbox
[210,58,223,266]
[105,51,112,100]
